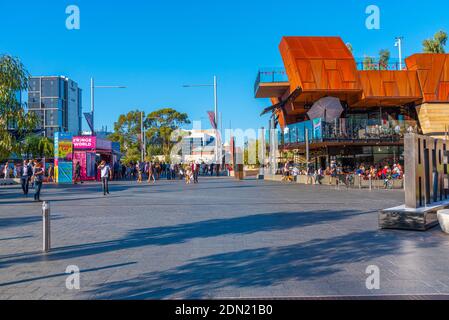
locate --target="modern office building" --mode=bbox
[28,76,82,138]
[255,36,449,171]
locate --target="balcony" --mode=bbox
[254,68,290,98]
[281,118,419,146]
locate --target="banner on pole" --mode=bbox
[207,111,217,130]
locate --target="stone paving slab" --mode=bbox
[1,177,449,299]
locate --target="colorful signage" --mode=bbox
[73,136,96,149]
[57,161,73,184]
[54,133,73,184]
[54,133,73,161]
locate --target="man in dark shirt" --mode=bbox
[19,160,32,196]
[74,161,82,184]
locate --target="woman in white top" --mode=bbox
[98,161,112,195]
[3,162,10,179]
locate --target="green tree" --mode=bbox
[38,137,54,158]
[21,135,54,159]
[363,55,376,70]
[109,110,143,159]
[378,49,390,70]
[423,30,448,53]
[0,55,37,160]
[110,108,190,162]
[145,108,190,158]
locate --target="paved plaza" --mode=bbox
[1,177,449,299]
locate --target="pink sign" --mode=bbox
[73,136,96,150]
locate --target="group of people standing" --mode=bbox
[282,161,404,189]
[115,161,222,183]
[8,160,46,202]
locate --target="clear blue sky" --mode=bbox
[1,0,448,135]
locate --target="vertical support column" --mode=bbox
[258,127,265,179]
[42,201,51,253]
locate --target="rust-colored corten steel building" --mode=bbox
[255,36,449,169]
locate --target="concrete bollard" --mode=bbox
[437,209,449,234]
[42,201,51,253]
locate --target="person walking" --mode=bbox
[98,161,112,195]
[33,162,44,202]
[74,161,83,184]
[136,161,143,183]
[19,160,32,196]
[47,164,54,183]
[185,164,192,184]
[3,161,10,179]
[147,162,156,184]
[193,162,200,183]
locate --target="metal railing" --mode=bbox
[355,58,405,71]
[254,68,289,95]
[282,118,419,145]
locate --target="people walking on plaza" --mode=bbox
[136,161,143,183]
[98,160,112,195]
[201,161,207,176]
[185,164,192,184]
[74,161,83,184]
[306,164,314,185]
[19,160,32,196]
[216,163,220,177]
[32,162,44,202]
[47,164,54,183]
[147,161,156,184]
[3,161,10,179]
[209,162,214,176]
[193,162,200,183]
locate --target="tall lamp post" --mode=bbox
[90,77,126,135]
[394,37,404,71]
[183,75,220,164]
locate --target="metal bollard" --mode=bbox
[369,176,372,191]
[42,201,51,253]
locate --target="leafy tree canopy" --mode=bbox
[423,30,447,53]
[0,54,37,160]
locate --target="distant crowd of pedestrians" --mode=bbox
[114,161,222,185]
[2,159,225,201]
[281,161,404,189]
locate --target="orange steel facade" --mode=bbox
[258,36,449,131]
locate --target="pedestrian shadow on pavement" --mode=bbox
[0,215,64,229]
[0,262,137,288]
[86,230,442,299]
[1,209,371,268]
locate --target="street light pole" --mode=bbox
[213,75,219,164]
[183,75,221,164]
[395,37,404,70]
[90,77,126,135]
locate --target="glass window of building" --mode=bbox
[45,109,62,126]
[41,98,62,109]
[28,78,40,92]
[41,78,60,97]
